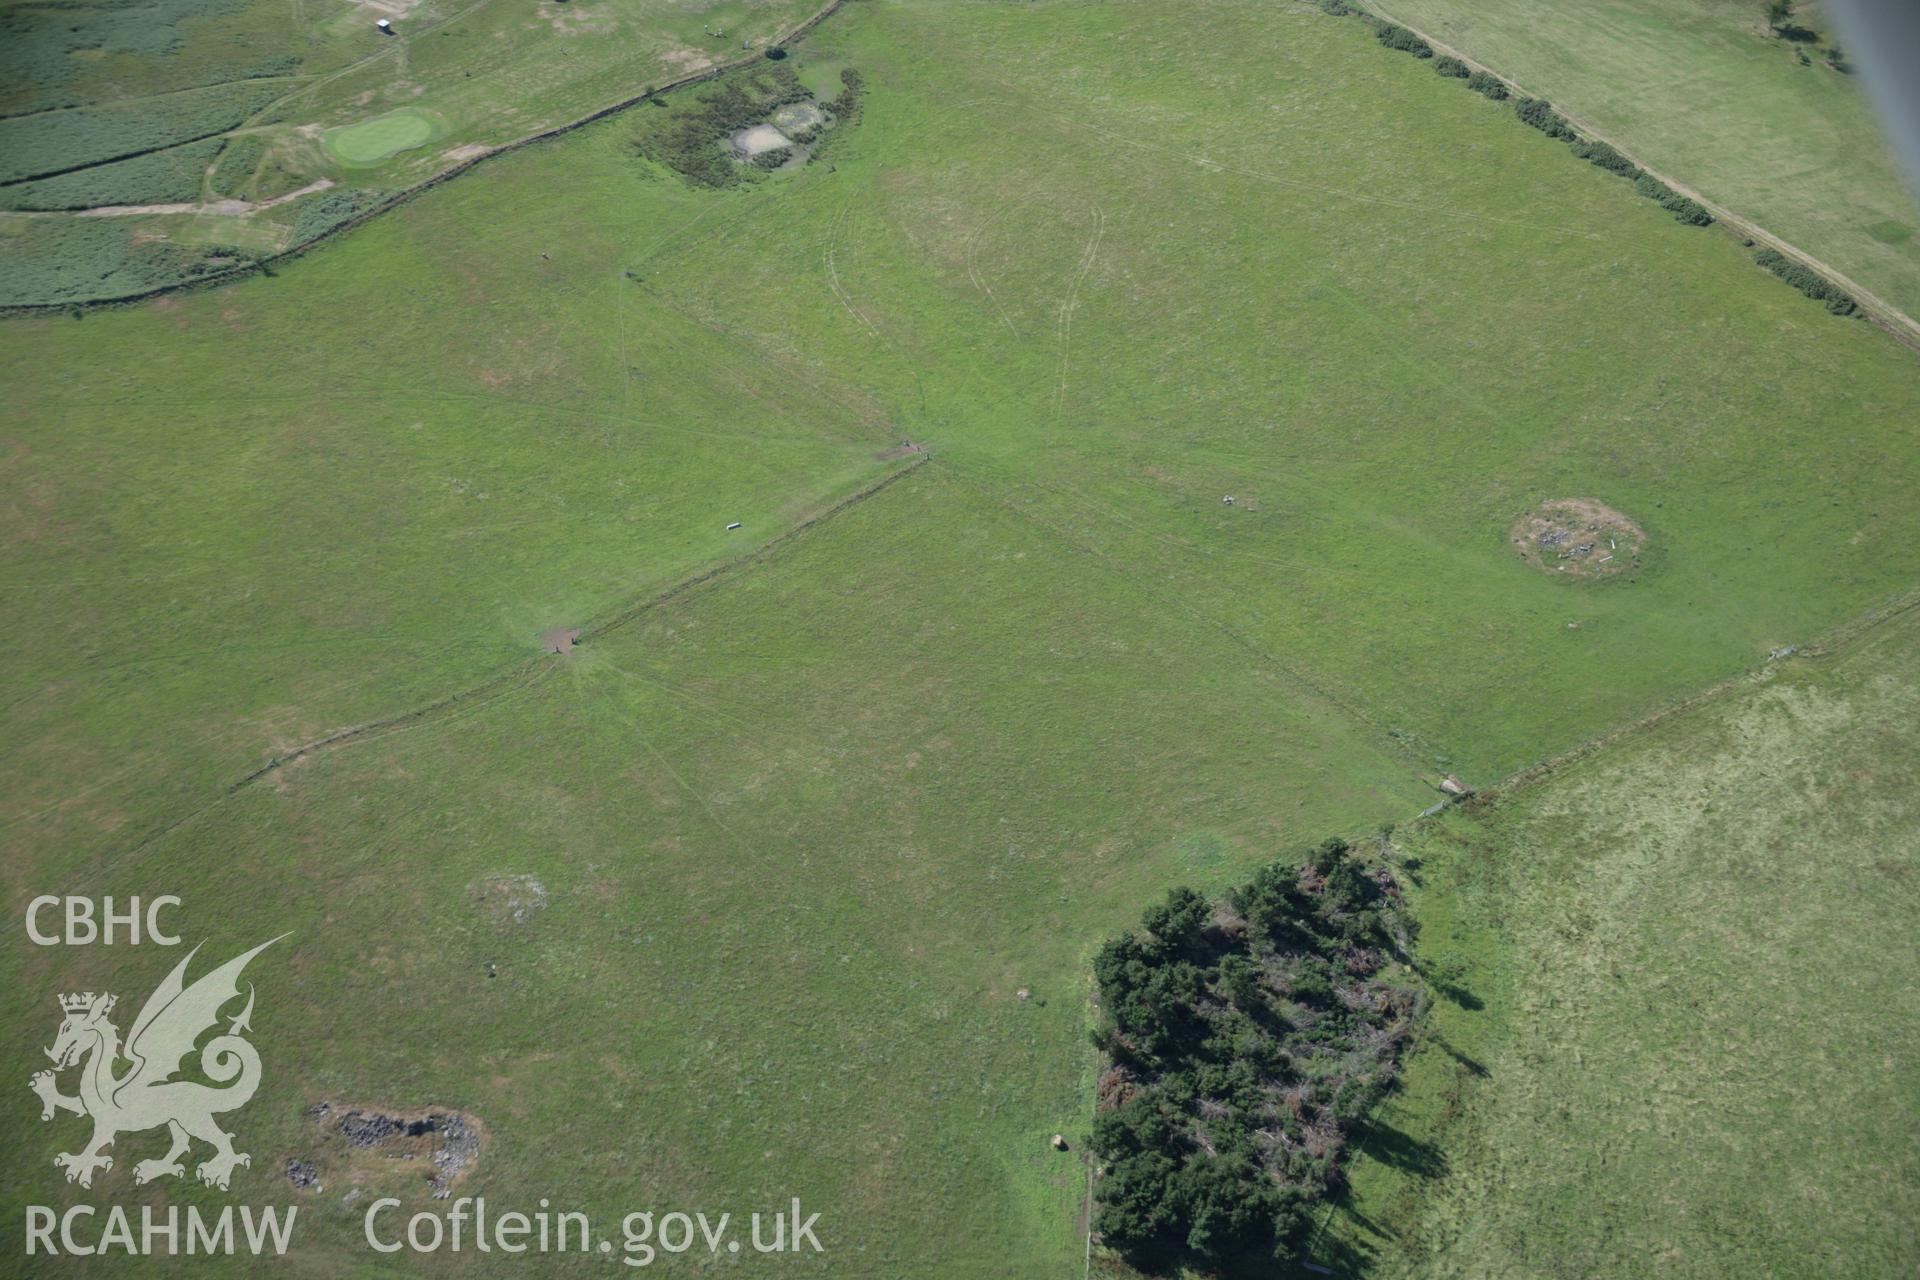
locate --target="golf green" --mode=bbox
[324,109,437,165]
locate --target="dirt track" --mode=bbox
[63,179,336,219]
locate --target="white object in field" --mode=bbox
[726,522,742,531]
[375,17,392,31]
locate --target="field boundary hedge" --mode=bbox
[1322,0,1918,349]
[1,0,853,315]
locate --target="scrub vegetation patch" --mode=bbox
[0,0,260,115]
[629,62,855,187]
[0,215,251,304]
[1089,838,1421,1272]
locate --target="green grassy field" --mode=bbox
[1338,604,1920,1277]
[1372,0,1920,321]
[3,0,1918,1274]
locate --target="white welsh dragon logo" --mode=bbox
[30,937,283,1191]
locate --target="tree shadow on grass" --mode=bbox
[1359,1120,1448,1181]
[1328,1192,1392,1243]
[1296,1227,1377,1278]
[1409,960,1484,1011]
[1430,1034,1490,1078]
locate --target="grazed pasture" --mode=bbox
[3,0,1918,1274]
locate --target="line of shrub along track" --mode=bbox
[0,0,852,316]
[102,453,929,866]
[1354,0,1920,352]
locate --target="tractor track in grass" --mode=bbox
[1354,0,1920,352]
[823,198,880,337]
[935,459,1436,782]
[574,453,929,646]
[99,454,929,865]
[1053,206,1104,419]
[963,196,1024,336]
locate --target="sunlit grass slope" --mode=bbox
[4,0,1919,1274]
[1344,607,1920,1278]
